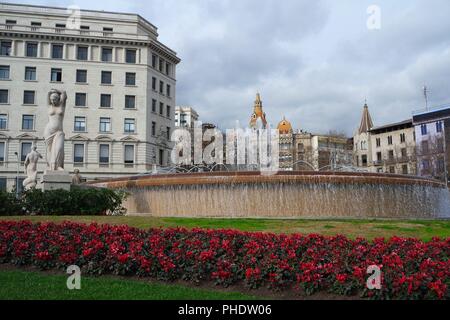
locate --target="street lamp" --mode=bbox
[14,152,19,198]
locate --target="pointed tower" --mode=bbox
[358,102,374,134]
[249,93,268,129]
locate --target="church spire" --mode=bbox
[249,92,267,129]
[358,102,374,134]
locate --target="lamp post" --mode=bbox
[13,151,20,198]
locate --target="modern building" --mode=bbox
[412,105,450,183]
[174,106,199,128]
[0,3,180,191]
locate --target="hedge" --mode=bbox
[0,187,127,216]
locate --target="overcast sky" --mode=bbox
[8,0,450,136]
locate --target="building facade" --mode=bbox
[353,103,417,175]
[174,106,199,128]
[0,3,180,190]
[368,120,417,175]
[413,105,450,183]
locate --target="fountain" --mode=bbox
[88,171,450,219]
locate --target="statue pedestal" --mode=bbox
[40,170,72,191]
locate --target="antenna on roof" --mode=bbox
[423,85,429,110]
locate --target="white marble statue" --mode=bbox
[44,89,67,171]
[23,144,43,190]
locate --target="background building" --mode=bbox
[0,3,180,190]
[413,105,450,183]
[368,120,417,175]
[174,106,198,128]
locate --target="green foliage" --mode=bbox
[0,191,24,216]
[0,187,128,216]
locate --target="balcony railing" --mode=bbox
[0,23,162,44]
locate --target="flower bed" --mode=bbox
[0,220,449,299]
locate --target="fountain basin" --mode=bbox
[88,171,450,219]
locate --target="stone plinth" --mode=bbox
[40,170,72,191]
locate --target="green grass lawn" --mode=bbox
[0,269,258,300]
[1,215,450,241]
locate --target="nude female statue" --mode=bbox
[44,89,67,171]
[23,144,43,190]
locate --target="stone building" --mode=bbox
[353,103,417,175]
[0,3,180,191]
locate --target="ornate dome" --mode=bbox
[277,117,293,134]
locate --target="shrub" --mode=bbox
[0,191,24,216]
[0,187,127,216]
[0,221,449,300]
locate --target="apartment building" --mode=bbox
[0,3,180,190]
[413,105,450,182]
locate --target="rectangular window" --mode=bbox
[23,91,35,105]
[73,144,84,163]
[125,95,136,109]
[99,117,111,132]
[159,80,164,94]
[421,124,427,136]
[376,152,382,162]
[124,118,135,133]
[159,59,165,73]
[436,121,443,133]
[0,114,7,130]
[376,138,381,147]
[103,27,113,33]
[387,136,393,145]
[51,44,63,59]
[99,144,109,163]
[166,126,171,140]
[0,141,4,162]
[101,71,112,84]
[152,77,157,90]
[152,99,157,112]
[0,89,8,103]
[159,102,164,115]
[100,94,112,108]
[159,149,164,166]
[101,48,112,62]
[402,165,408,175]
[80,25,90,31]
[388,150,394,161]
[25,67,36,81]
[124,145,134,164]
[75,93,87,107]
[55,23,66,29]
[0,41,12,56]
[166,105,171,118]
[26,42,38,57]
[152,54,158,68]
[22,115,34,130]
[6,20,16,25]
[0,66,9,80]
[74,116,86,132]
[51,68,62,82]
[77,46,88,60]
[166,84,171,97]
[31,22,41,27]
[0,177,6,191]
[21,142,32,162]
[400,133,406,143]
[125,49,136,63]
[125,72,136,86]
[76,69,87,83]
[389,166,395,174]
[166,62,170,76]
[151,121,156,136]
